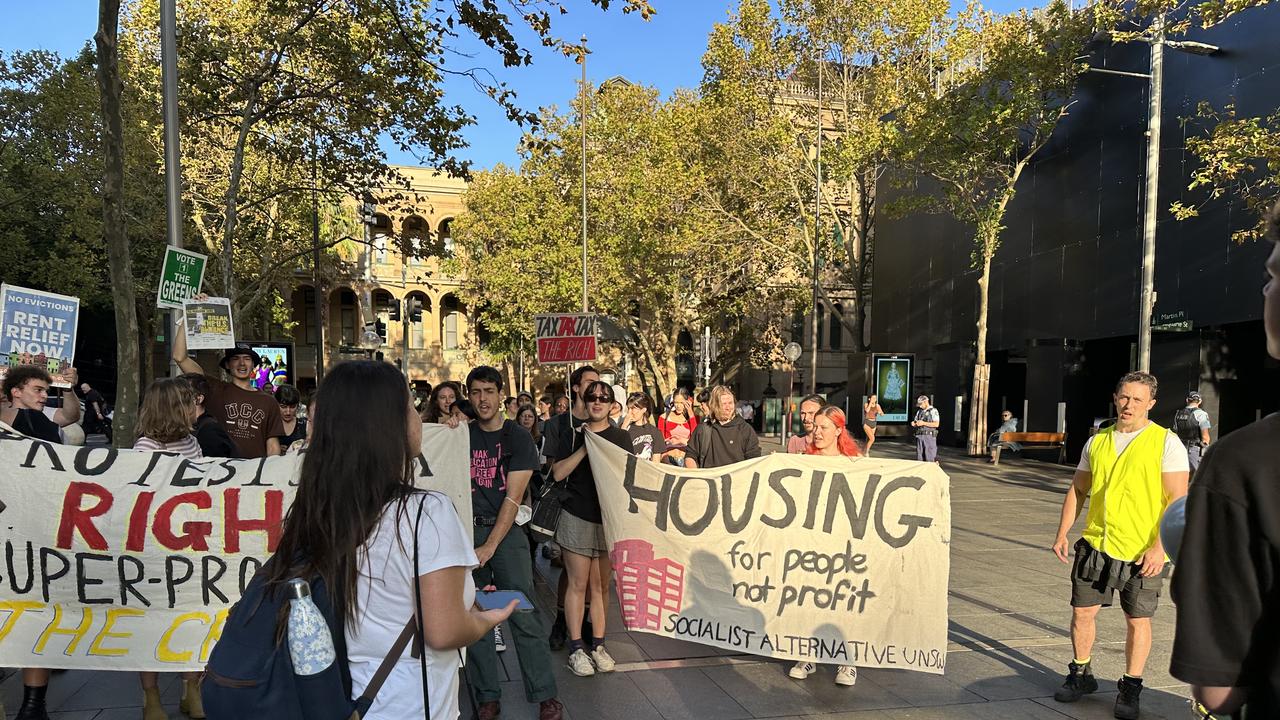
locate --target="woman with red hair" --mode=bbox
[806,406,863,458]
[789,406,863,688]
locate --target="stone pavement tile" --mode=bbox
[947,612,1067,649]
[937,648,1061,702]
[948,585,1075,618]
[629,630,725,661]
[1025,638,1182,690]
[2,669,96,712]
[701,661,830,717]
[795,697,1077,719]
[548,664,664,720]
[1030,686,1194,720]
[627,667,753,720]
[786,665,911,714]
[597,633,649,664]
[854,667,984,708]
[49,711,101,720]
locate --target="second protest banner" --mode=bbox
[0,423,470,671]
[586,434,951,674]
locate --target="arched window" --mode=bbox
[442,294,463,350]
[403,216,428,264]
[438,218,454,257]
[333,288,357,344]
[829,303,843,350]
[371,213,392,264]
[407,292,431,349]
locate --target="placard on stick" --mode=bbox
[157,246,208,310]
[535,313,597,364]
[0,284,79,387]
[183,297,235,350]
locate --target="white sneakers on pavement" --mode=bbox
[568,645,617,676]
[568,649,595,677]
[591,646,617,673]
[789,661,857,686]
[789,661,816,679]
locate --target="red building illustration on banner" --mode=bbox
[611,539,685,632]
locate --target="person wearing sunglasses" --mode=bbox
[549,379,632,678]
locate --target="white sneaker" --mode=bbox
[591,645,616,673]
[568,648,596,677]
[835,665,858,686]
[494,625,507,653]
[789,661,816,679]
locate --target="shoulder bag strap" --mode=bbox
[357,616,418,705]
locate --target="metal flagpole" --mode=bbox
[810,53,822,394]
[162,0,183,376]
[581,36,590,314]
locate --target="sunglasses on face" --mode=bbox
[586,394,612,403]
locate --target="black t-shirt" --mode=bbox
[551,423,630,524]
[11,409,61,443]
[83,389,106,415]
[627,423,667,461]
[1170,414,1280,718]
[194,413,240,458]
[277,417,308,452]
[469,420,539,518]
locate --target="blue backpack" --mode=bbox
[202,500,427,719]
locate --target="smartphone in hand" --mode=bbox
[477,590,535,613]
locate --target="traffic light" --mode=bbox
[388,301,401,322]
[375,318,387,342]
[408,297,424,322]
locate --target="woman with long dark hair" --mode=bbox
[263,362,514,719]
[421,380,462,424]
[657,388,697,466]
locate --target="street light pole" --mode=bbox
[810,55,822,394]
[161,0,183,377]
[581,35,589,314]
[1137,14,1164,373]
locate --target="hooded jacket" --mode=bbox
[685,415,761,468]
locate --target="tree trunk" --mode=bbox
[967,248,993,455]
[222,91,259,324]
[96,0,138,449]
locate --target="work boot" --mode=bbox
[142,687,170,720]
[1114,675,1143,720]
[1053,661,1098,703]
[14,685,49,720]
[548,612,567,651]
[476,701,500,720]
[538,699,564,720]
[180,677,206,718]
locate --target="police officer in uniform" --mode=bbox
[1173,391,1212,473]
[911,394,940,462]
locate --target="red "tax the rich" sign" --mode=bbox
[535,313,597,364]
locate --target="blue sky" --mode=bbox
[1,0,1036,171]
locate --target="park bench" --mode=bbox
[992,431,1067,465]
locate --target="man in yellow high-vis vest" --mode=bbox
[1051,371,1189,720]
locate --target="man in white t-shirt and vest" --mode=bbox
[911,395,940,462]
[1051,371,1189,719]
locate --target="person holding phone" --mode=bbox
[550,379,633,677]
[464,366,564,720]
[261,361,512,720]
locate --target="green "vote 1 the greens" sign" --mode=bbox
[156,246,207,310]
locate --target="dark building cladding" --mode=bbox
[872,4,1280,462]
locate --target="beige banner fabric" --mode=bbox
[0,423,470,671]
[585,433,952,674]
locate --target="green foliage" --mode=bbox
[453,81,797,396]
[1170,102,1280,243]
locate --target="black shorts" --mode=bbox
[1069,538,1164,618]
[865,419,877,428]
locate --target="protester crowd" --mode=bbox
[2,213,1279,720]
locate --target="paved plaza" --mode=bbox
[0,438,1195,719]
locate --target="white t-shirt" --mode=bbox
[1076,424,1190,473]
[347,492,477,720]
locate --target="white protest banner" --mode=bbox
[0,284,80,387]
[585,434,951,674]
[183,297,235,350]
[0,423,470,671]
[157,246,208,310]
